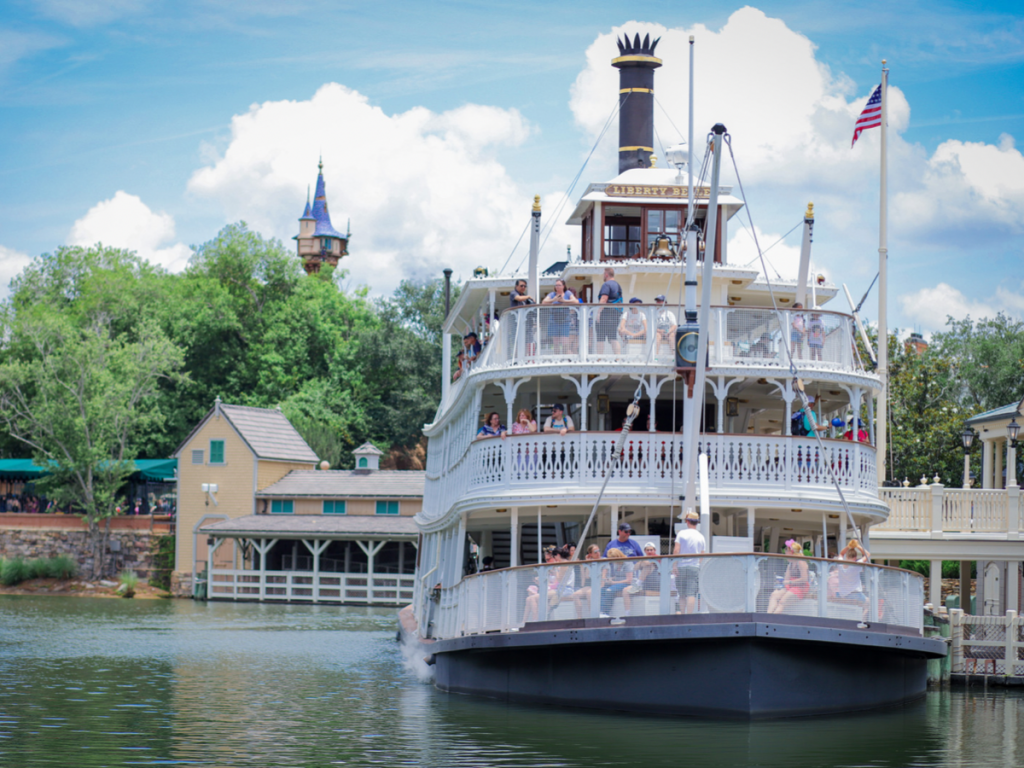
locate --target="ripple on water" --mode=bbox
[2,595,1024,767]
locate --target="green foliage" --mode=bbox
[932,313,1024,411]
[900,560,975,579]
[118,569,139,598]
[149,536,175,592]
[0,558,30,586]
[48,555,78,580]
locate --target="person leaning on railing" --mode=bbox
[618,298,648,353]
[571,544,602,618]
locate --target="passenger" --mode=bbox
[510,408,537,435]
[463,331,482,365]
[618,298,648,354]
[843,418,869,443]
[790,303,805,359]
[571,544,603,617]
[603,522,645,558]
[653,295,677,358]
[523,547,574,623]
[480,556,497,572]
[673,510,706,614]
[768,539,810,614]
[630,541,662,597]
[542,403,574,435]
[807,312,825,361]
[509,279,537,356]
[476,412,507,440]
[829,540,870,610]
[599,549,633,616]
[596,267,624,356]
[452,349,466,381]
[541,278,578,356]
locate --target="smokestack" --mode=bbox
[613,32,662,174]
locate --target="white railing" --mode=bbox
[466,432,878,498]
[875,486,1023,535]
[428,554,923,640]
[208,568,415,606]
[951,609,1024,676]
[478,305,861,373]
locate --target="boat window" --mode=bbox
[646,207,683,255]
[604,216,642,259]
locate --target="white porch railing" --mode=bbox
[428,554,923,641]
[950,609,1024,676]
[208,568,415,606]
[480,305,862,373]
[466,432,878,498]
[875,486,1024,535]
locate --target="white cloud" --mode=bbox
[68,191,192,271]
[187,83,561,291]
[899,281,1024,330]
[0,245,34,299]
[567,10,1024,328]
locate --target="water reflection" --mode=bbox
[0,596,1021,767]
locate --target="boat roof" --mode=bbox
[566,167,745,225]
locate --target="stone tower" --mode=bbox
[295,159,349,275]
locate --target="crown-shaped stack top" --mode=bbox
[616,33,661,57]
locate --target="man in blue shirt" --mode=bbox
[604,522,645,558]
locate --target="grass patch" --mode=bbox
[0,555,79,586]
[118,570,139,598]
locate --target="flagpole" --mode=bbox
[876,61,889,486]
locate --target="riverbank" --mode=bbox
[0,576,169,599]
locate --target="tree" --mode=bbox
[932,312,1024,412]
[0,311,183,578]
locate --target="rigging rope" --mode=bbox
[723,134,861,539]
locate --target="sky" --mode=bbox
[1,0,1023,334]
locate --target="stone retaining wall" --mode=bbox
[0,527,163,580]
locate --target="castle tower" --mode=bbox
[295,159,349,275]
[613,33,662,173]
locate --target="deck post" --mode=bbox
[1005,610,1018,673]
[1008,485,1021,540]
[930,483,944,539]
[929,560,942,609]
[510,507,519,567]
[950,608,964,672]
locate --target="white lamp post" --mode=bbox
[961,426,975,490]
[1008,417,1020,487]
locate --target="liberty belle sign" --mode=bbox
[604,184,712,199]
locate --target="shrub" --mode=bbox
[149,536,175,592]
[0,558,30,586]
[48,555,78,580]
[118,570,139,598]
[900,560,976,579]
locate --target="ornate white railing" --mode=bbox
[428,554,923,640]
[208,568,415,605]
[465,432,877,498]
[478,305,862,374]
[875,486,1023,535]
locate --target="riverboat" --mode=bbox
[408,32,945,718]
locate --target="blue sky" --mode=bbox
[2,0,1023,332]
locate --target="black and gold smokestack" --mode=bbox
[613,33,662,173]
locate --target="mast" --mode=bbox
[684,123,726,546]
[876,63,889,484]
[795,203,814,308]
[528,195,541,304]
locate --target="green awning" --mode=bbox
[0,458,177,482]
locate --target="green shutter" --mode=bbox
[358,457,368,468]
[209,440,225,464]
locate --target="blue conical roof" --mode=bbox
[310,163,346,239]
[300,185,313,220]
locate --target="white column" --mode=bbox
[995,438,1005,490]
[983,439,994,489]
[1007,561,1020,614]
[592,202,602,262]
[1009,441,1018,487]
[929,560,942,609]
[537,507,543,564]
[441,334,452,403]
[510,507,519,567]
[610,504,619,540]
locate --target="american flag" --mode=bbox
[851,85,882,148]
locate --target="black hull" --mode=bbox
[432,613,947,719]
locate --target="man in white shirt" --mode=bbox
[653,295,677,358]
[673,510,706,614]
[542,403,574,435]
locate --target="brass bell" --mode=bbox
[651,235,675,259]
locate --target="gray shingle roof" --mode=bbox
[219,404,319,462]
[202,514,419,539]
[353,442,384,456]
[966,397,1023,426]
[256,470,425,498]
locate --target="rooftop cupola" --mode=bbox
[295,159,350,275]
[613,32,662,173]
[353,442,383,471]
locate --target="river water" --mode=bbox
[1,596,1021,768]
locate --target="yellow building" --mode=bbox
[173,400,423,605]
